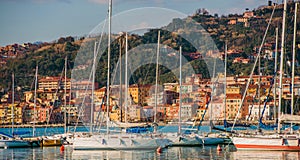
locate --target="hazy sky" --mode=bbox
[0,0,267,46]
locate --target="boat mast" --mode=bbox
[231,3,276,131]
[33,65,38,137]
[12,73,14,135]
[106,0,112,134]
[224,43,227,123]
[119,37,123,122]
[154,30,160,133]
[210,56,216,133]
[125,32,128,126]
[64,56,67,134]
[274,27,278,120]
[278,0,287,134]
[258,46,261,131]
[68,65,72,132]
[179,46,182,135]
[91,42,97,134]
[291,2,297,133]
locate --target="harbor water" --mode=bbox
[1,126,300,159]
[1,145,300,160]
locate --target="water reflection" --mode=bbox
[0,146,72,160]
[71,145,235,160]
[233,150,300,160]
[162,145,234,160]
[0,145,299,160]
[72,150,157,160]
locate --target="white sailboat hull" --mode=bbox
[171,136,203,146]
[73,134,171,150]
[165,133,225,146]
[232,135,300,151]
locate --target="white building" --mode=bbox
[178,83,199,94]
[181,103,198,121]
[210,100,224,120]
[247,104,275,121]
[147,91,165,106]
[127,105,142,121]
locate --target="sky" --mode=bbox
[0,0,268,46]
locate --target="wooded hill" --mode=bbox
[0,1,299,95]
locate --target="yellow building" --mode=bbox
[24,91,33,102]
[129,84,139,104]
[109,107,143,122]
[38,76,71,91]
[0,104,23,124]
[247,85,272,100]
[226,84,243,94]
[128,84,151,105]
[109,106,125,122]
[247,85,257,97]
[0,105,7,124]
[225,94,242,120]
[109,109,121,121]
[13,105,23,124]
[195,108,207,120]
[225,94,251,120]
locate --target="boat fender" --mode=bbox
[282,138,285,146]
[41,138,44,147]
[102,139,107,145]
[156,147,162,154]
[60,145,64,152]
[217,144,222,151]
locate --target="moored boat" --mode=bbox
[230,0,300,152]
[202,136,226,145]
[40,136,63,147]
[232,134,300,151]
[165,132,203,146]
[23,137,41,147]
[0,132,31,148]
[73,133,172,150]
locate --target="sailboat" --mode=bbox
[167,46,225,146]
[73,1,171,150]
[73,34,171,150]
[37,64,63,147]
[0,132,31,148]
[231,1,300,151]
[195,55,228,145]
[166,46,204,146]
[51,57,74,145]
[22,65,42,147]
[0,73,32,148]
[108,33,150,132]
[198,44,233,145]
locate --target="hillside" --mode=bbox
[0,1,299,95]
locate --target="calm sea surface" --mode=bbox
[1,126,300,159]
[1,145,300,160]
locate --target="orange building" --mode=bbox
[166,104,179,121]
